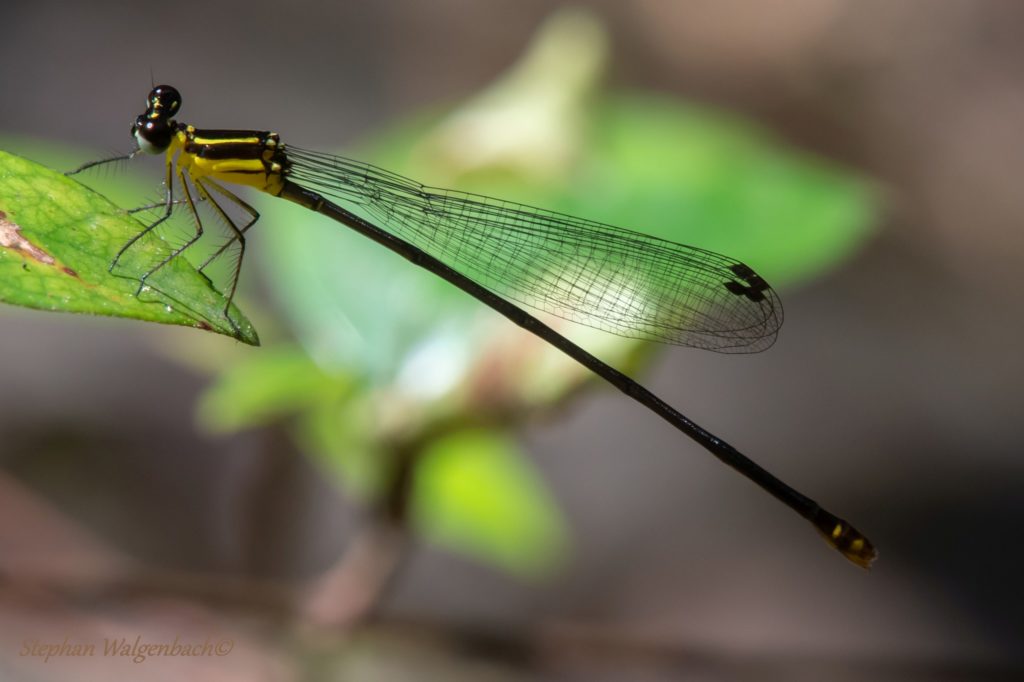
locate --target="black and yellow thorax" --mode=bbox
[169,125,289,196]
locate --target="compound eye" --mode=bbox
[147,84,181,117]
[133,116,172,154]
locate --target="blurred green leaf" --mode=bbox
[198,345,355,432]
[579,95,878,283]
[0,150,258,343]
[259,195,478,381]
[412,430,568,578]
[261,92,876,378]
[365,94,878,285]
[294,399,380,496]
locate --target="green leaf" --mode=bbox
[0,150,258,344]
[0,135,151,209]
[412,430,568,578]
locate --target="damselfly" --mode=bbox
[71,86,875,567]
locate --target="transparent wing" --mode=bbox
[286,147,783,352]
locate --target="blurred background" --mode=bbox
[2,1,1023,680]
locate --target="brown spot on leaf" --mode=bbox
[0,210,55,265]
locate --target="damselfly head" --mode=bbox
[145,85,181,117]
[131,85,180,154]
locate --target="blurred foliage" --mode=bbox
[412,430,568,576]
[229,8,878,576]
[198,345,356,432]
[0,150,257,343]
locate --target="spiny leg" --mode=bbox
[126,197,192,215]
[135,165,203,295]
[195,179,260,273]
[66,151,190,256]
[65,149,179,272]
[111,159,177,273]
[65,151,137,176]
[193,178,259,333]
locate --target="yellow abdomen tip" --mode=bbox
[814,514,877,569]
